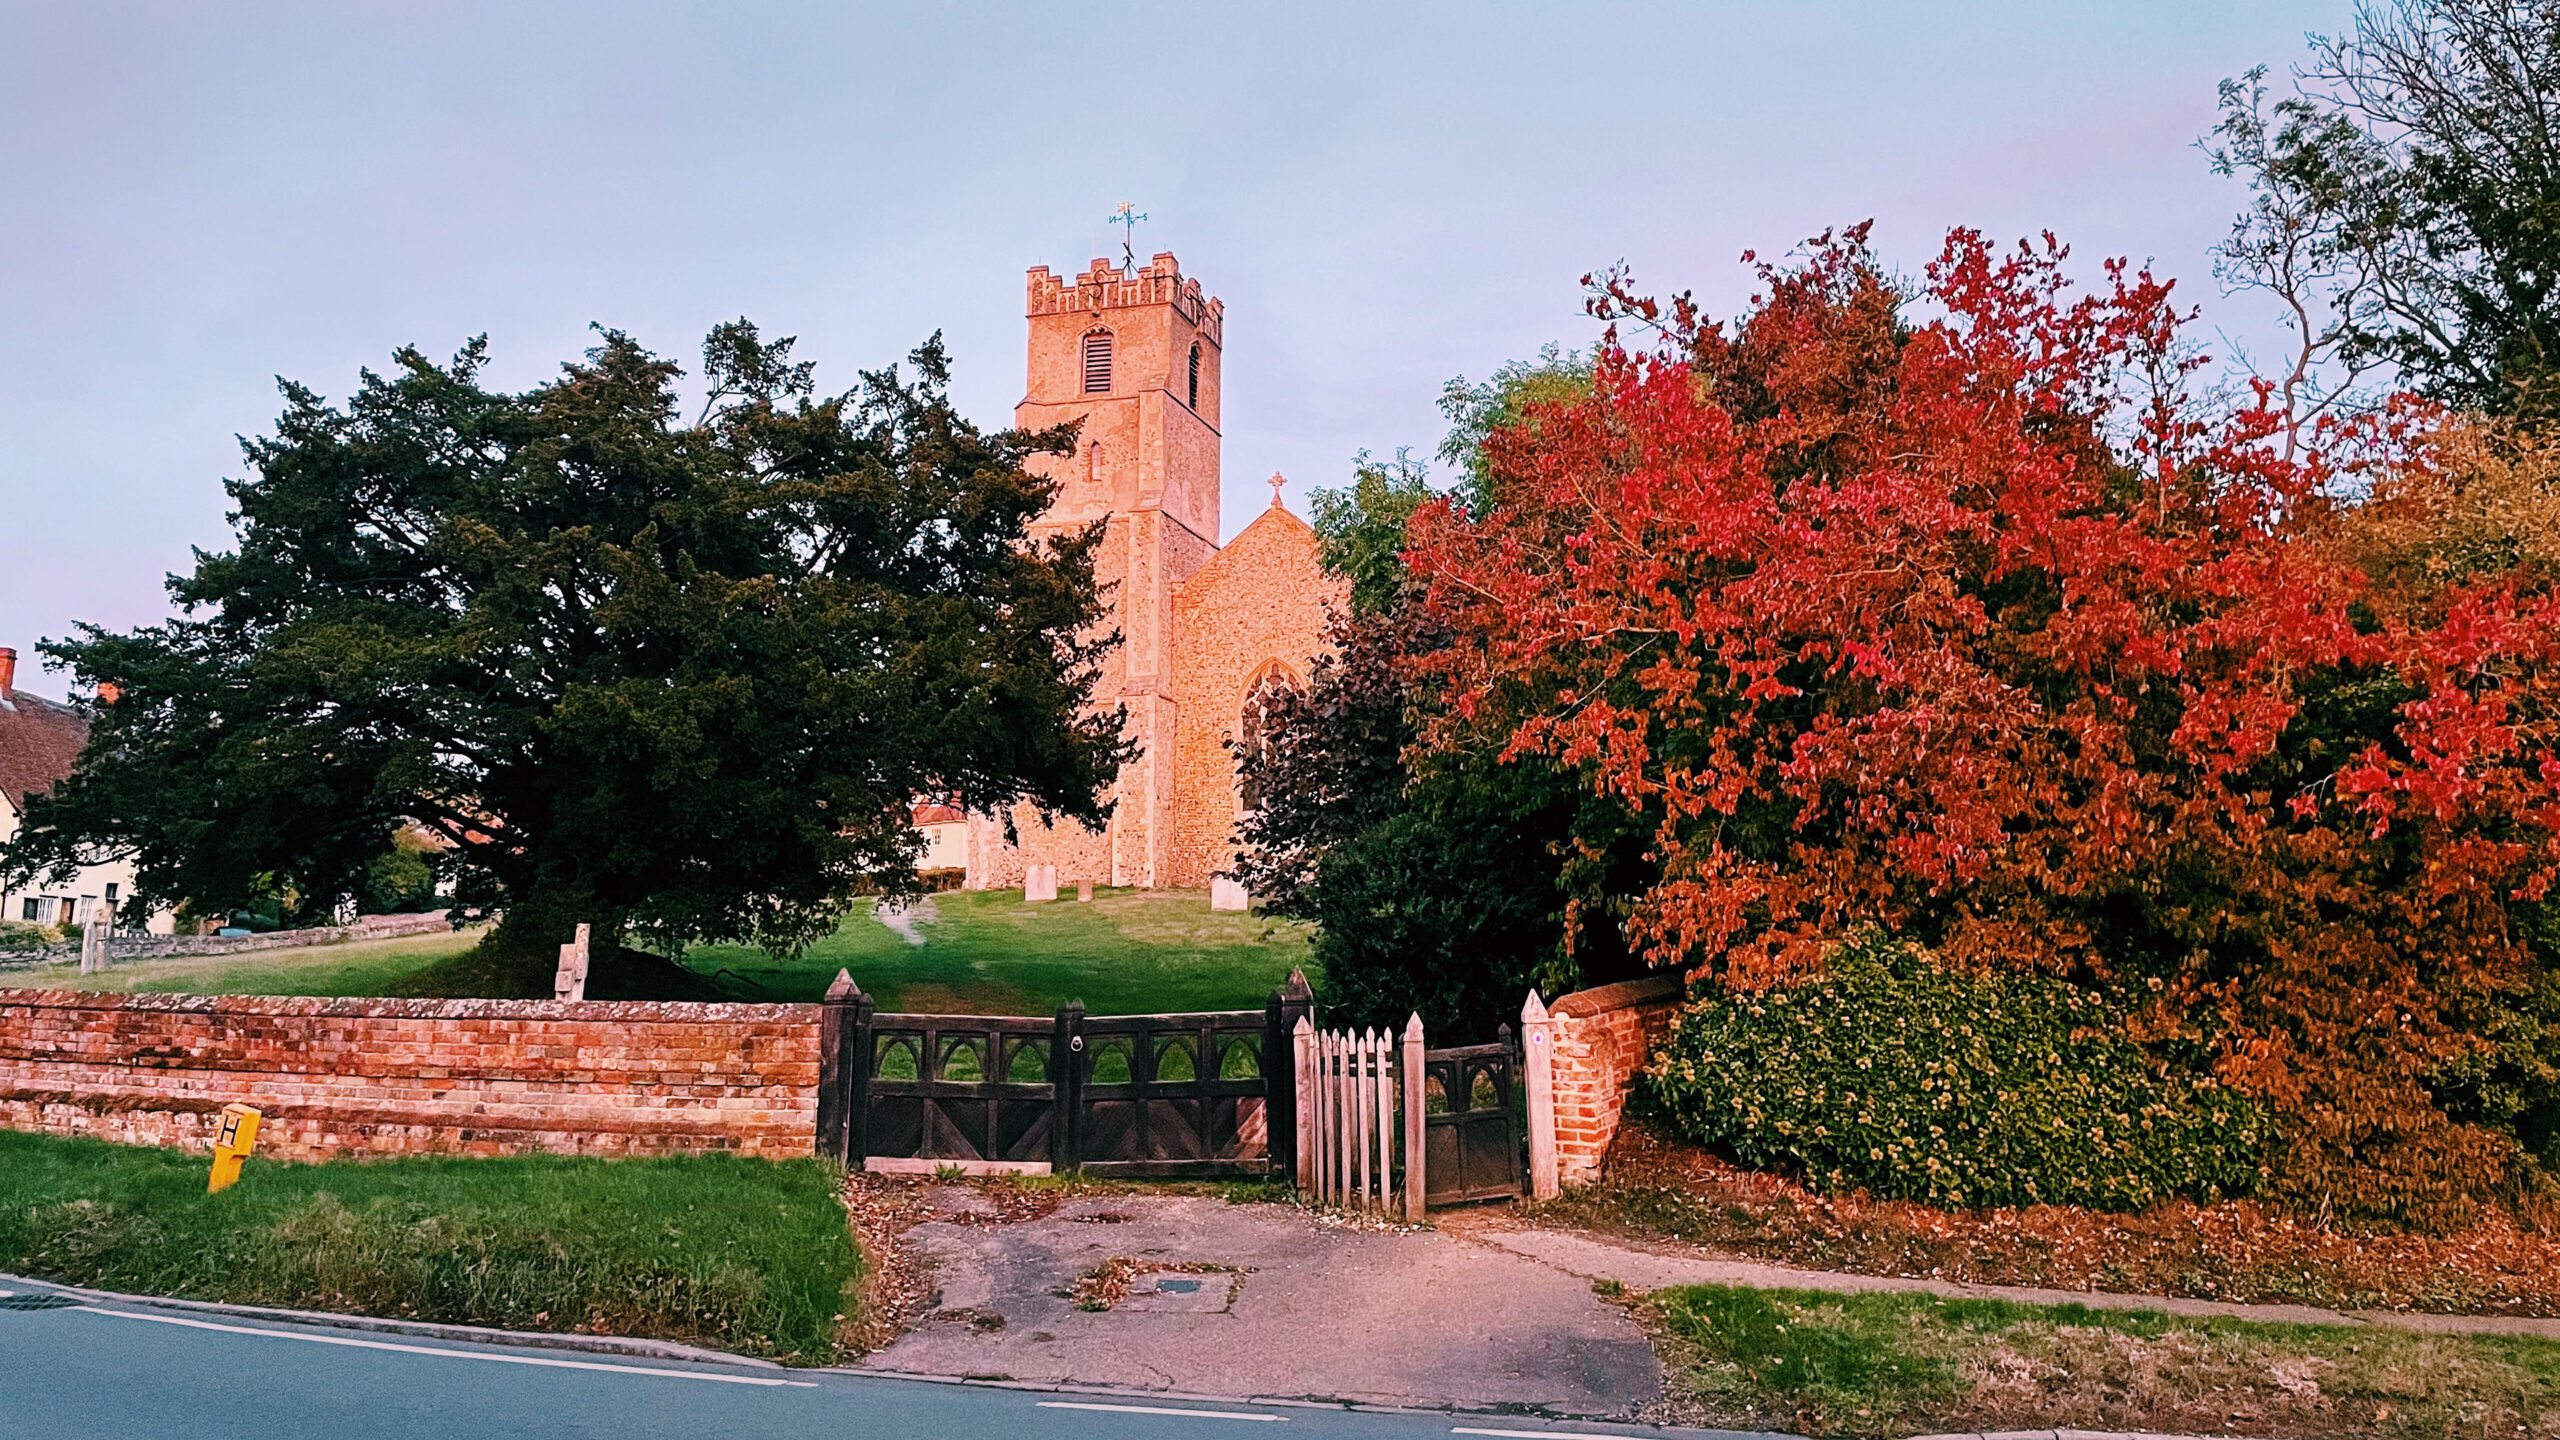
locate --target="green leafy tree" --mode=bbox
[1308,449,1432,616]
[363,829,440,915]
[4,325,1129,989]
[1436,344,1590,509]
[2214,2,2560,419]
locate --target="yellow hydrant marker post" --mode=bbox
[208,1104,261,1193]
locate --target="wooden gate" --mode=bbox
[1073,1011,1276,1177]
[1421,1025,1525,1206]
[1292,1018,1423,1218]
[816,971,1313,1178]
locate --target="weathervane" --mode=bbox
[1109,202,1148,270]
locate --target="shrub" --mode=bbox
[1641,933,2268,1211]
[0,920,64,951]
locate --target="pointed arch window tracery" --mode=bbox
[1236,661,1302,814]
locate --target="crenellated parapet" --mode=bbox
[1027,252,1224,345]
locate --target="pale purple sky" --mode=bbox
[1,1,2347,699]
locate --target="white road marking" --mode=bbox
[1453,1429,1655,1439]
[77,1307,818,1386]
[1037,1401,1283,1421]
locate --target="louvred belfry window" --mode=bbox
[1188,342,1201,409]
[1082,331,1113,394]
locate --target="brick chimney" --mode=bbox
[0,647,15,695]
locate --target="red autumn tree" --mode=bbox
[1404,226,2560,1219]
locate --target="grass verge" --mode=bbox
[1643,1282,2560,1439]
[0,1132,859,1363]
[684,886,1317,1013]
[4,928,485,998]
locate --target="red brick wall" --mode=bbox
[0,989,819,1160]
[1547,974,1683,1186]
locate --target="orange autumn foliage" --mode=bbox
[1405,227,2560,1222]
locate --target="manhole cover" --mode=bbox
[0,1292,81,1310]
[1118,1271,1234,1313]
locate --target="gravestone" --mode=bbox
[552,922,591,1001]
[1025,865,1058,904]
[1209,877,1249,912]
[1076,880,1093,903]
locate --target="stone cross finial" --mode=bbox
[1268,472,1285,509]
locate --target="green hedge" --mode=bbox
[1640,933,2267,1210]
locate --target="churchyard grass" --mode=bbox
[3,926,485,998]
[0,1131,859,1363]
[683,886,1318,1013]
[1641,1282,2560,1439]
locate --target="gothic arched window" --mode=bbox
[1236,662,1301,813]
[1082,330,1114,394]
[1187,342,1201,410]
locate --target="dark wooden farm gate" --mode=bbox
[815,971,1314,1178]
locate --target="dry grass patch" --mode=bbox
[1642,1283,2560,1438]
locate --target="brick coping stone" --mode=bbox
[1548,972,1683,1020]
[0,987,814,1022]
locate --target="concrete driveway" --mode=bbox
[861,1188,1661,1416]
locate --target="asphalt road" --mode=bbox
[0,1284,1792,1440]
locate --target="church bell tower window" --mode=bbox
[1187,342,1201,410]
[1082,330,1114,394]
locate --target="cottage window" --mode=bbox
[1082,331,1114,394]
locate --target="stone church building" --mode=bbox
[954,253,1341,894]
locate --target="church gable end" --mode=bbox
[1167,502,1342,890]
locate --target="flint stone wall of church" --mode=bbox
[0,989,818,1159]
[1168,507,1344,890]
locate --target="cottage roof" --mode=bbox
[0,685,89,815]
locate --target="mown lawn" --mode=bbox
[1644,1282,2560,1439]
[0,1132,859,1363]
[685,886,1317,1014]
[4,927,485,998]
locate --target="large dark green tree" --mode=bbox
[4,325,1128,985]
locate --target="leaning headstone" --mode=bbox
[552,922,591,1001]
[1024,865,1057,904]
[1209,877,1249,912]
[78,916,109,975]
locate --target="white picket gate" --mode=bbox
[1291,1014,1425,1220]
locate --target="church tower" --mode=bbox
[1002,253,1225,888]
